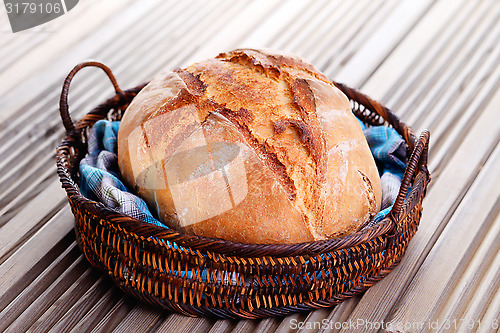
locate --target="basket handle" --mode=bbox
[59,61,123,134]
[391,129,430,219]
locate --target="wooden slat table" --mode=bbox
[1,0,499,332]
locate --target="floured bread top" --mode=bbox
[117,49,381,244]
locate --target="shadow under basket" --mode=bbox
[56,62,431,319]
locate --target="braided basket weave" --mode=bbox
[56,62,430,319]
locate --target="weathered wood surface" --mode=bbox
[0,0,499,332]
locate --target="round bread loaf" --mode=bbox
[117,49,381,244]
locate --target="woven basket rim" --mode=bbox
[64,189,396,256]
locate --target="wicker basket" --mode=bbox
[56,62,431,319]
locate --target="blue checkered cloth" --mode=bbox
[79,121,168,228]
[358,120,407,225]
[79,119,407,230]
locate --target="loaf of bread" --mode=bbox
[117,49,381,244]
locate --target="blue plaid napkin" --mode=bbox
[358,120,407,225]
[79,120,167,228]
[79,119,407,230]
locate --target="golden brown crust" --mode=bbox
[117,48,381,244]
[217,107,297,200]
[289,77,327,179]
[173,68,207,96]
